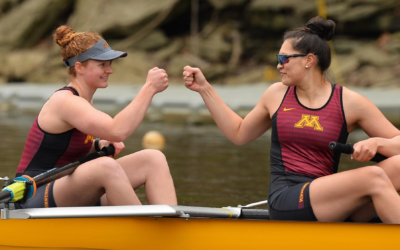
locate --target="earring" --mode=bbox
[305,65,308,68]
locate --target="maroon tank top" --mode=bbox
[16,87,94,177]
[270,84,348,178]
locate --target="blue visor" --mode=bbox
[63,39,127,67]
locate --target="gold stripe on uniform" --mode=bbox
[44,183,51,208]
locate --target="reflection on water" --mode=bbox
[0,112,368,208]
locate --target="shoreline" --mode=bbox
[1,83,400,125]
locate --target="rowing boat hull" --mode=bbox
[1,216,400,250]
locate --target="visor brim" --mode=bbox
[90,50,128,61]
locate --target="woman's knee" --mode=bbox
[362,166,392,194]
[143,149,167,161]
[90,157,126,179]
[136,149,171,176]
[133,149,167,166]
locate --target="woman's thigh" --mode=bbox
[348,155,400,221]
[53,156,132,207]
[106,149,177,205]
[309,166,390,222]
[116,149,170,189]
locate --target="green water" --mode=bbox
[0,111,367,208]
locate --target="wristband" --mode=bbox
[94,138,101,151]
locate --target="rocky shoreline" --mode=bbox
[0,0,399,87]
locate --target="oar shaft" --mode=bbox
[33,162,81,188]
[0,193,11,204]
[0,146,115,204]
[33,146,114,188]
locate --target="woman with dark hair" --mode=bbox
[16,25,177,208]
[183,16,400,223]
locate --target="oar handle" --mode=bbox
[329,142,387,163]
[77,145,115,165]
[329,142,354,154]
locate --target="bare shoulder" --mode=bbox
[342,86,396,135]
[342,86,375,110]
[262,82,287,100]
[39,89,82,133]
[262,82,288,117]
[43,89,71,108]
[42,89,90,118]
[342,86,365,101]
[47,89,85,107]
[265,82,287,93]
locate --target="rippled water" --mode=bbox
[0,111,368,208]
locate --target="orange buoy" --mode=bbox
[142,131,166,151]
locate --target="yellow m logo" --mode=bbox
[294,114,323,131]
[84,135,94,144]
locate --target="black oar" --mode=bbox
[329,142,387,163]
[0,145,115,204]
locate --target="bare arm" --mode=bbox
[343,87,400,161]
[43,68,168,142]
[183,66,274,145]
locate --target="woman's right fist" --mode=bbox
[183,66,207,92]
[146,67,169,94]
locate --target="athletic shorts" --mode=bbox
[269,181,317,221]
[19,181,57,208]
[17,181,101,209]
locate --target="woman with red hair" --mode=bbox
[16,25,177,208]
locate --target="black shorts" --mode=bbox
[19,181,57,208]
[269,181,317,221]
[18,181,101,209]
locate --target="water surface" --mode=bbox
[0,111,368,208]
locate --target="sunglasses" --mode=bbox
[276,54,308,65]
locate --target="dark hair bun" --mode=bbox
[53,25,77,48]
[306,16,335,41]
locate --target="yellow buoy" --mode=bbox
[142,130,166,151]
